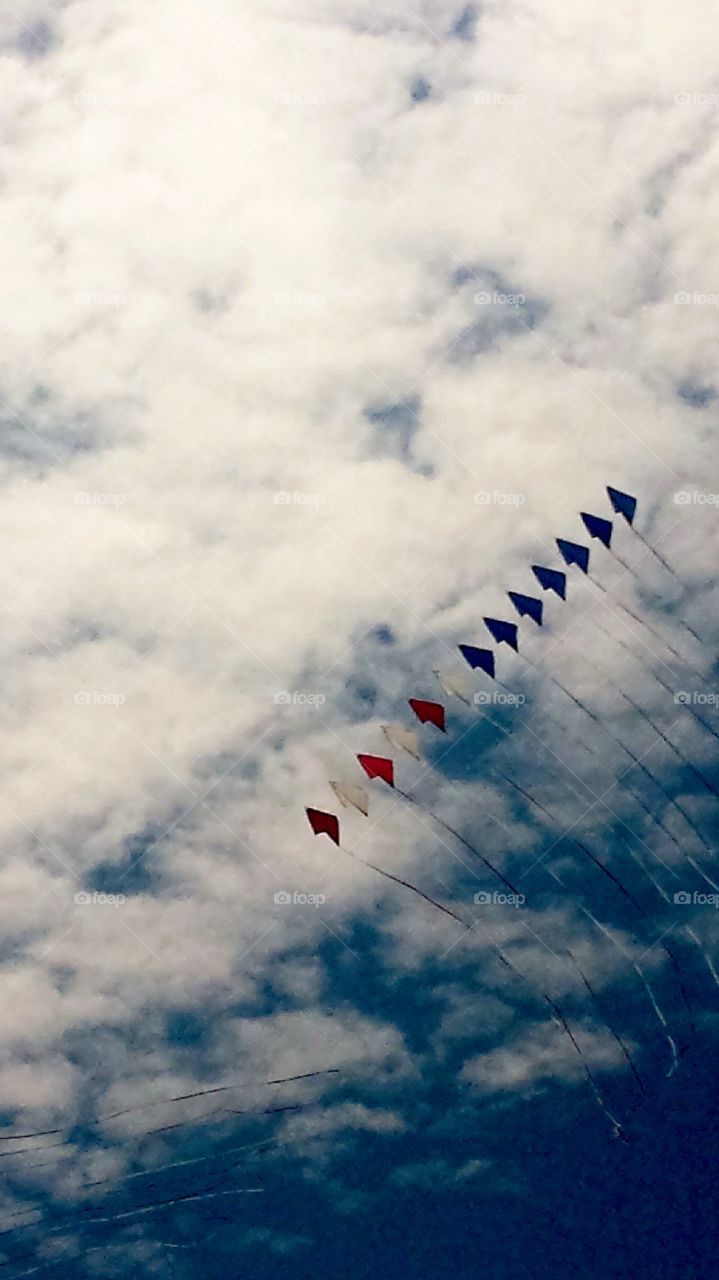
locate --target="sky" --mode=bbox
[0,0,717,1275]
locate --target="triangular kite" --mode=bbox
[483,617,519,652]
[329,781,369,816]
[306,807,340,845]
[458,645,495,677]
[606,486,637,525]
[408,698,446,732]
[556,538,590,573]
[382,723,421,760]
[532,565,567,599]
[507,591,543,625]
[580,512,613,549]
[357,754,395,786]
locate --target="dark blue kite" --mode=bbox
[606,485,637,525]
[458,645,495,677]
[556,538,590,573]
[581,512,613,549]
[508,591,543,625]
[484,617,519,652]
[532,565,567,599]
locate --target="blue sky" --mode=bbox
[0,0,717,1276]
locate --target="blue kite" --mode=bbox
[508,591,543,625]
[581,512,613,549]
[606,485,637,525]
[532,565,567,599]
[484,617,519,652]
[458,644,495,677]
[556,538,590,574]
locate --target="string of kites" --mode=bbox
[300,484,716,1141]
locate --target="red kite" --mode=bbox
[408,698,446,732]
[357,754,395,786]
[305,807,340,845]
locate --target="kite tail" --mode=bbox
[545,868,679,1083]
[495,767,648,918]
[632,529,682,584]
[550,662,716,862]
[635,961,680,1078]
[492,946,626,1137]
[398,789,523,898]
[565,948,645,1097]
[593,576,697,671]
[619,690,719,800]
[543,992,627,1139]
[340,842,470,928]
[496,679,599,762]
[623,844,707,1016]
[344,844,620,1127]
[685,924,719,993]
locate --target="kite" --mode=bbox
[458,644,495,676]
[483,616,519,651]
[305,808,340,845]
[556,537,590,573]
[532,565,567,599]
[382,723,421,759]
[606,485,637,525]
[408,698,446,732]
[356,751,523,898]
[580,512,613,549]
[507,591,543,625]
[433,669,473,705]
[329,781,370,816]
[357,753,395,786]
